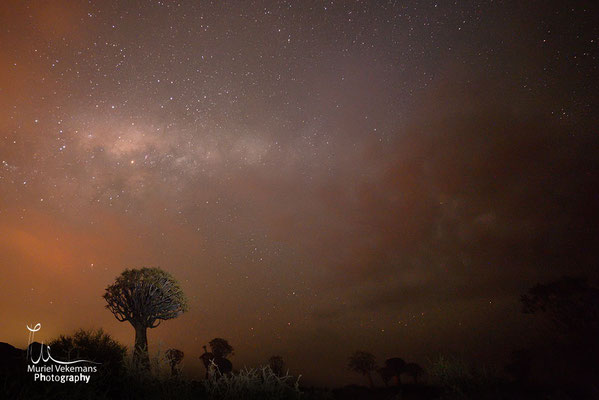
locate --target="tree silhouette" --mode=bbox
[348,351,377,388]
[385,357,406,385]
[200,344,233,378]
[103,267,188,368]
[165,348,184,376]
[521,276,599,339]
[209,338,234,359]
[269,355,286,376]
[48,328,126,380]
[522,276,599,383]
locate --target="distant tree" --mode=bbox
[385,357,406,385]
[403,362,425,383]
[103,267,188,368]
[269,355,286,376]
[48,328,126,377]
[165,348,184,376]
[348,351,377,388]
[521,276,599,383]
[200,344,233,379]
[209,338,234,359]
[521,276,599,340]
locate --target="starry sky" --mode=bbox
[0,0,597,386]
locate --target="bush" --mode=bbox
[428,355,501,398]
[48,328,127,378]
[202,365,302,400]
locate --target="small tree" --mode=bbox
[348,351,377,388]
[165,348,184,376]
[269,355,286,376]
[103,267,188,368]
[522,276,599,383]
[209,338,234,359]
[521,276,599,339]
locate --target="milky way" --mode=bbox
[1,0,597,384]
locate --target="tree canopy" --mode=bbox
[209,338,234,359]
[104,267,188,328]
[521,276,599,338]
[348,351,377,387]
[48,328,126,378]
[166,348,185,376]
[103,267,188,367]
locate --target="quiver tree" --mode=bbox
[165,348,184,376]
[348,351,377,388]
[200,344,233,378]
[209,338,234,359]
[103,267,188,368]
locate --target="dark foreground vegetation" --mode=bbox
[2,334,597,400]
[1,273,597,399]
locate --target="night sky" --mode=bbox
[1,0,597,386]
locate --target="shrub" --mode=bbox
[428,355,473,392]
[428,355,502,399]
[203,365,302,400]
[48,328,126,378]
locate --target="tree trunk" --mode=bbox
[133,324,150,369]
